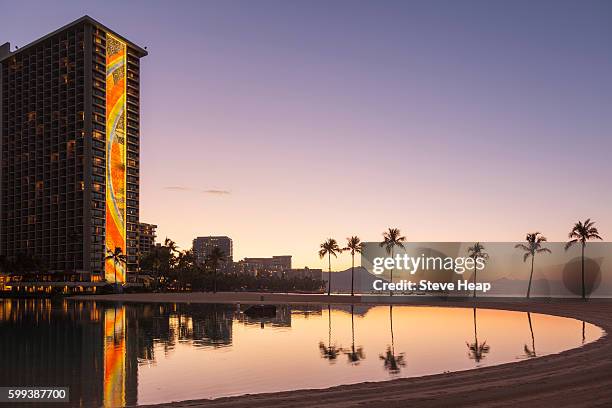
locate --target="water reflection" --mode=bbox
[344,305,365,365]
[319,304,343,362]
[524,312,537,358]
[104,307,131,407]
[0,299,603,406]
[380,305,406,374]
[466,307,491,363]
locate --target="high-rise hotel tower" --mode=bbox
[0,16,147,283]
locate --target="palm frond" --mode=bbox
[345,236,364,254]
[589,231,603,241]
[514,243,530,251]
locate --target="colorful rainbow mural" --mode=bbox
[105,34,127,283]
[103,307,126,407]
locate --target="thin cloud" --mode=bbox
[163,186,231,195]
[163,186,194,191]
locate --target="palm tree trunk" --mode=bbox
[114,261,117,285]
[213,267,217,293]
[351,254,355,296]
[581,244,585,300]
[527,255,534,299]
[327,253,331,296]
[390,248,394,297]
[473,268,477,298]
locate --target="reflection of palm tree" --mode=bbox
[319,304,342,362]
[380,346,405,373]
[380,228,406,296]
[515,233,551,298]
[345,305,364,364]
[466,308,490,363]
[467,243,488,298]
[319,239,342,296]
[524,312,536,358]
[565,219,603,300]
[582,321,586,345]
[344,236,364,296]
[379,305,405,373]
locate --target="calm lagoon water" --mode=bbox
[0,299,603,406]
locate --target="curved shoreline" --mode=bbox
[71,294,612,407]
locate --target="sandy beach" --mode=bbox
[68,293,612,407]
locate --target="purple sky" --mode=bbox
[3,0,611,269]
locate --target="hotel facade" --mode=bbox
[0,16,147,283]
[138,222,157,256]
[192,236,234,265]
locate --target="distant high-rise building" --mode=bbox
[0,16,147,283]
[192,236,233,264]
[138,223,157,256]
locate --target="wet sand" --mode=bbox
[71,293,612,407]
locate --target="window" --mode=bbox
[67,140,76,157]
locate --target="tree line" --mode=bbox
[138,238,324,293]
[320,218,603,299]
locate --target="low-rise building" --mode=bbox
[286,267,323,280]
[236,256,292,276]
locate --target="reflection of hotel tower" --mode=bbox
[0,300,138,406]
[104,306,138,407]
[0,16,147,282]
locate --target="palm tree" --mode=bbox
[515,233,551,299]
[380,228,406,296]
[105,247,127,286]
[175,250,196,290]
[140,245,166,289]
[345,305,365,364]
[524,312,536,358]
[164,237,179,254]
[379,305,405,373]
[206,247,226,293]
[467,243,488,298]
[466,307,490,363]
[319,238,342,296]
[565,219,603,299]
[344,236,364,296]
[319,304,343,362]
